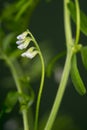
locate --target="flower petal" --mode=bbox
[17,44,25,50]
[17,30,28,40]
[17,37,31,50]
[21,47,38,59]
[16,40,23,45]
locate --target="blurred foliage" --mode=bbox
[0,0,40,32]
[70,55,86,95]
[81,46,87,70]
[68,0,87,36]
[0,0,87,130]
[39,114,81,130]
[0,0,55,129]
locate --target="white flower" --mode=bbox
[17,37,32,50]
[17,30,28,40]
[21,47,38,59]
[16,39,24,45]
[16,30,39,59]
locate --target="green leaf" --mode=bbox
[0,88,34,119]
[0,91,19,119]
[15,1,32,21]
[19,90,34,111]
[46,51,66,77]
[19,94,33,111]
[4,91,19,113]
[70,55,86,95]
[68,1,87,36]
[16,0,25,9]
[2,33,15,52]
[81,46,87,70]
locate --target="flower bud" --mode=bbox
[17,37,31,50]
[21,47,38,59]
[17,30,28,40]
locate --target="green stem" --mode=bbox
[75,0,80,45]
[64,0,73,47]
[22,110,29,130]
[3,55,30,130]
[34,52,45,130]
[44,50,73,130]
[28,31,45,130]
[44,0,74,129]
[3,55,22,93]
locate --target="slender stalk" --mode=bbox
[28,31,45,130]
[44,50,73,130]
[64,0,73,47]
[22,110,29,130]
[44,0,74,129]
[75,0,80,45]
[34,52,45,130]
[3,55,22,93]
[3,54,30,130]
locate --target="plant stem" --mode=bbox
[22,110,29,130]
[64,0,73,48]
[44,0,74,129]
[28,30,45,130]
[75,0,80,45]
[34,52,45,130]
[44,50,73,130]
[3,55,30,130]
[3,55,22,93]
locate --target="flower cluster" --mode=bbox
[16,30,38,59]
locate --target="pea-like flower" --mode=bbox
[21,47,38,59]
[17,30,28,40]
[16,30,39,59]
[16,37,32,50]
